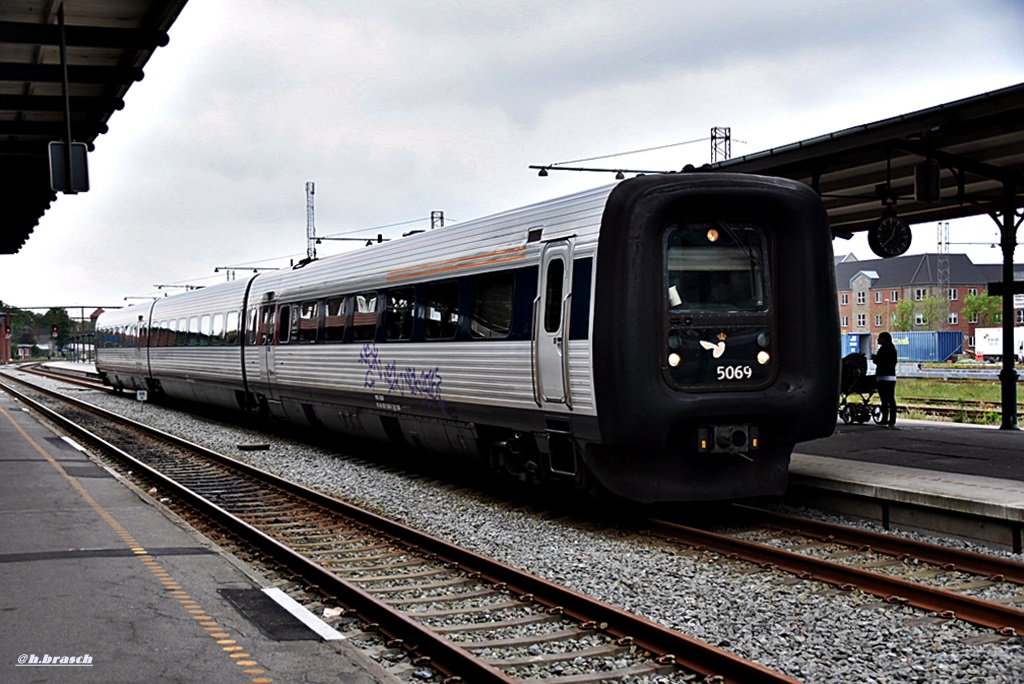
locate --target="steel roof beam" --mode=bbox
[0,63,144,85]
[0,21,169,49]
[0,94,124,113]
[891,138,1024,188]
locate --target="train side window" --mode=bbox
[277,306,291,344]
[225,311,240,346]
[199,314,211,346]
[246,307,259,346]
[324,297,347,342]
[166,320,176,347]
[471,272,514,339]
[178,318,188,346]
[298,300,319,343]
[260,307,276,346]
[386,288,415,341]
[211,313,224,346]
[543,259,564,333]
[352,292,379,341]
[188,316,200,346]
[425,281,459,340]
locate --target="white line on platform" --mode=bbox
[261,586,346,641]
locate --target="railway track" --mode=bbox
[0,373,796,683]
[646,508,1024,637]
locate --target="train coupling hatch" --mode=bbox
[696,425,760,460]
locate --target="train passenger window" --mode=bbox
[178,318,188,346]
[166,320,176,347]
[260,307,275,346]
[471,272,514,339]
[386,288,415,341]
[245,307,258,346]
[225,311,239,346]
[211,313,224,346]
[298,301,319,343]
[665,222,767,313]
[199,314,211,346]
[352,293,379,341]
[543,259,564,333]
[188,316,200,346]
[425,281,459,340]
[278,305,291,344]
[323,297,347,342]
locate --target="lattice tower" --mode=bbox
[937,220,950,329]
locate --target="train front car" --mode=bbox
[590,173,839,503]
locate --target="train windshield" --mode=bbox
[666,222,766,312]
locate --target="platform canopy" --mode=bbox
[0,0,188,254]
[713,82,1024,240]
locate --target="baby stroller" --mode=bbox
[838,353,883,424]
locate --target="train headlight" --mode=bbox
[706,228,720,243]
[668,352,682,367]
[757,350,770,365]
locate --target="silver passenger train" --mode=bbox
[96,173,840,503]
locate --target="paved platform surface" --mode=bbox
[0,390,392,684]
[792,418,1024,525]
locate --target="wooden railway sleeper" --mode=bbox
[365,577,475,596]
[430,612,563,634]
[407,599,524,619]
[339,566,457,583]
[316,549,409,564]
[461,627,592,650]
[386,588,502,606]
[479,642,631,668]
[328,560,441,577]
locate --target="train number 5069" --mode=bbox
[716,365,753,381]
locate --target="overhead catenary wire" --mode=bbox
[547,136,712,167]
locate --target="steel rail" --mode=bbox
[0,375,799,684]
[737,505,1024,585]
[646,517,1024,635]
[0,378,514,683]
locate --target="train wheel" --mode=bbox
[872,406,884,425]
[840,405,852,424]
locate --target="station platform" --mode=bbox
[0,391,392,683]
[791,418,1024,549]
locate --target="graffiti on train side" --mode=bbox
[358,342,446,412]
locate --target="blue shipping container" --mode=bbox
[889,331,962,362]
[841,333,872,356]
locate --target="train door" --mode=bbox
[534,240,574,407]
[243,304,276,393]
[131,319,147,381]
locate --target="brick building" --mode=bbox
[834,253,1022,355]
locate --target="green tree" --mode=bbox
[894,300,915,332]
[918,296,942,331]
[963,292,1002,327]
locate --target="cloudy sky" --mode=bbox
[2,0,1023,311]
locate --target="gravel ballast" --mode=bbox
[13,372,1024,683]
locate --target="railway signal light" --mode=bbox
[4,325,11,339]
[51,325,58,338]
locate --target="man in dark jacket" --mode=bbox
[873,332,898,427]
